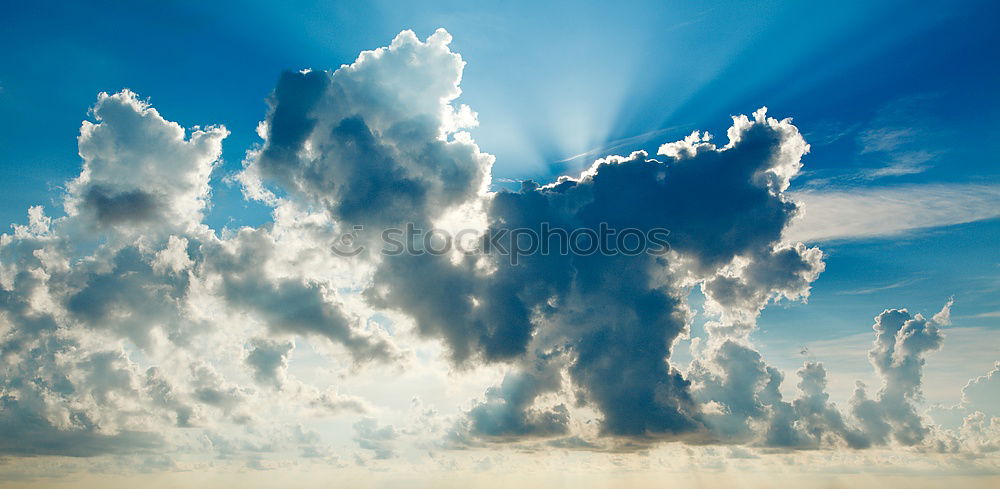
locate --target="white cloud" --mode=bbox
[66,90,228,233]
[785,184,1000,242]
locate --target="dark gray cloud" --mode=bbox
[458,118,808,440]
[465,357,570,439]
[365,111,815,441]
[81,186,162,227]
[0,395,161,457]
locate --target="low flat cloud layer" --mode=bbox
[0,29,997,480]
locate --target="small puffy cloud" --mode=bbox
[353,418,398,459]
[701,241,824,332]
[307,389,369,415]
[791,362,868,449]
[66,90,227,232]
[245,338,295,389]
[190,362,247,414]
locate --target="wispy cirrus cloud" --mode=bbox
[836,277,924,295]
[965,310,1000,319]
[552,125,684,164]
[785,183,1000,242]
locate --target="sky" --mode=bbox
[1,1,999,488]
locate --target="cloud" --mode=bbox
[353,418,398,459]
[853,95,943,180]
[689,340,789,443]
[692,302,958,451]
[701,241,824,331]
[937,361,1000,424]
[0,87,383,459]
[849,307,945,446]
[792,362,869,449]
[860,150,936,179]
[0,328,171,457]
[463,359,569,440]
[242,29,491,228]
[836,277,923,296]
[552,125,682,164]
[967,311,1000,319]
[234,26,832,448]
[963,362,1000,417]
[785,184,1000,242]
[245,338,295,389]
[859,127,916,154]
[307,389,369,415]
[66,90,227,232]
[0,394,162,457]
[0,28,996,471]
[430,109,816,441]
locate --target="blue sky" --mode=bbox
[5,1,998,192]
[1,1,1000,487]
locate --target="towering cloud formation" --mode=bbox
[0,29,994,469]
[462,113,820,441]
[850,308,944,446]
[240,27,824,441]
[242,28,491,229]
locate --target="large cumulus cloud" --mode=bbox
[241,33,826,441]
[425,110,820,442]
[0,83,393,459]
